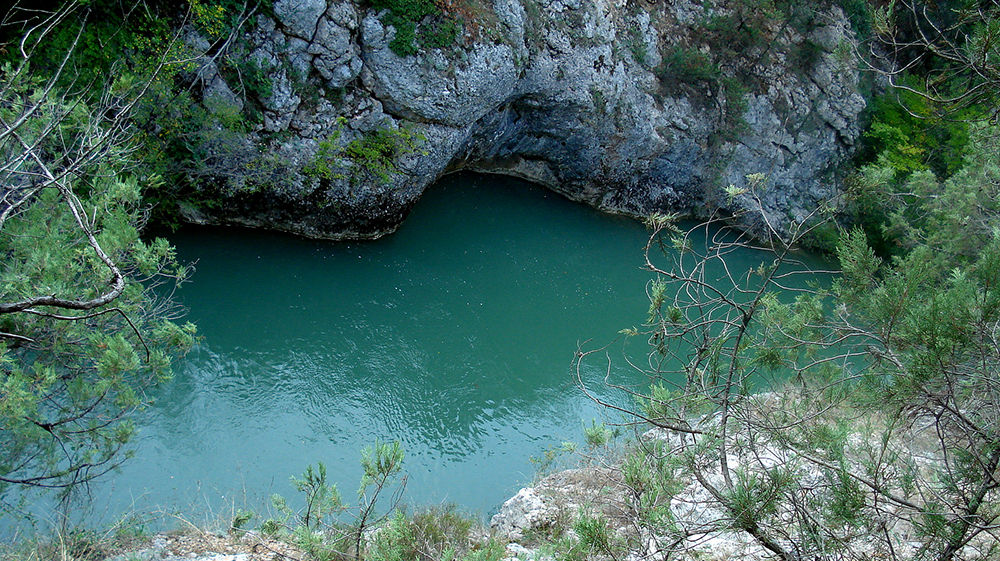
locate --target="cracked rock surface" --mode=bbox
[179,0,865,240]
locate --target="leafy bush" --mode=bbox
[304,123,426,184]
[626,25,648,67]
[836,0,872,38]
[1,35,197,498]
[303,129,347,180]
[719,76,750,141]
[846,73,973,257]
[660,46,720,84]
[344,126,428,183]
[369,505,479,561]
[655,46,722,100]
[371,0,438,23]
[700,14,764,57]
[856,77,970,179]
[369,0,463,56]
[388,19,422,56]
[227,56,275,102]
[369,511,416,561]
[573,125,1000,559]
[789,39,825,71]
[589,87,607,114]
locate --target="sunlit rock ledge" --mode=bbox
[175,0,865,242]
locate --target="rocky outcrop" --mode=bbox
[487,423,959,561]
[178,0,865,240]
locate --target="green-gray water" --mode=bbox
[90,173,805,521]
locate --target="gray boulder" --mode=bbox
[176,0,866,241]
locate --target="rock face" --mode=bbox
[179,0,866,240]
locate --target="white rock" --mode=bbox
[491,487,558,540]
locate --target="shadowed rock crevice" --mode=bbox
[177,0,866,240]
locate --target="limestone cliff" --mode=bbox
[177,0,866,240]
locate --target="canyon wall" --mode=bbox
[179,0,865,240]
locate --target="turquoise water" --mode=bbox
[85,172,818,524]
[88,173,656,520]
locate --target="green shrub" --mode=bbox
[231,510,255,536]
[857,76,970,179]
[369,505,477,561]
[626,25,648,67]
[369,0,463,56]
[583,419,612,448]
[0,0,176,98]
[304,123,426,184]
[261,442,406,561]
[701,14,764,56]
[789,39,825,71]
[824,466,867,524]
[847,73,974,257]
[344,126,427,183]
[229,56,275,102]
[837,0,872,39]
[656,46,721,93]
[302,119,426,183]
[303,130,347,180]
[589,86,607,114]
[369,511,416,561]
[461,539,506,561]
[722,77,749,130]
[388,19,421,56]
[371,0,438,22]
[573,513,620,557]
[419,18,462,49]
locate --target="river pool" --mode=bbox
[79,172,808,525]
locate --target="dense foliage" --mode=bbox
[846,0,999,257]
[0,1,195,511]
[872,0,1000,124]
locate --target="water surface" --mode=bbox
[92,172,818,523]
[96,174,659,519]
